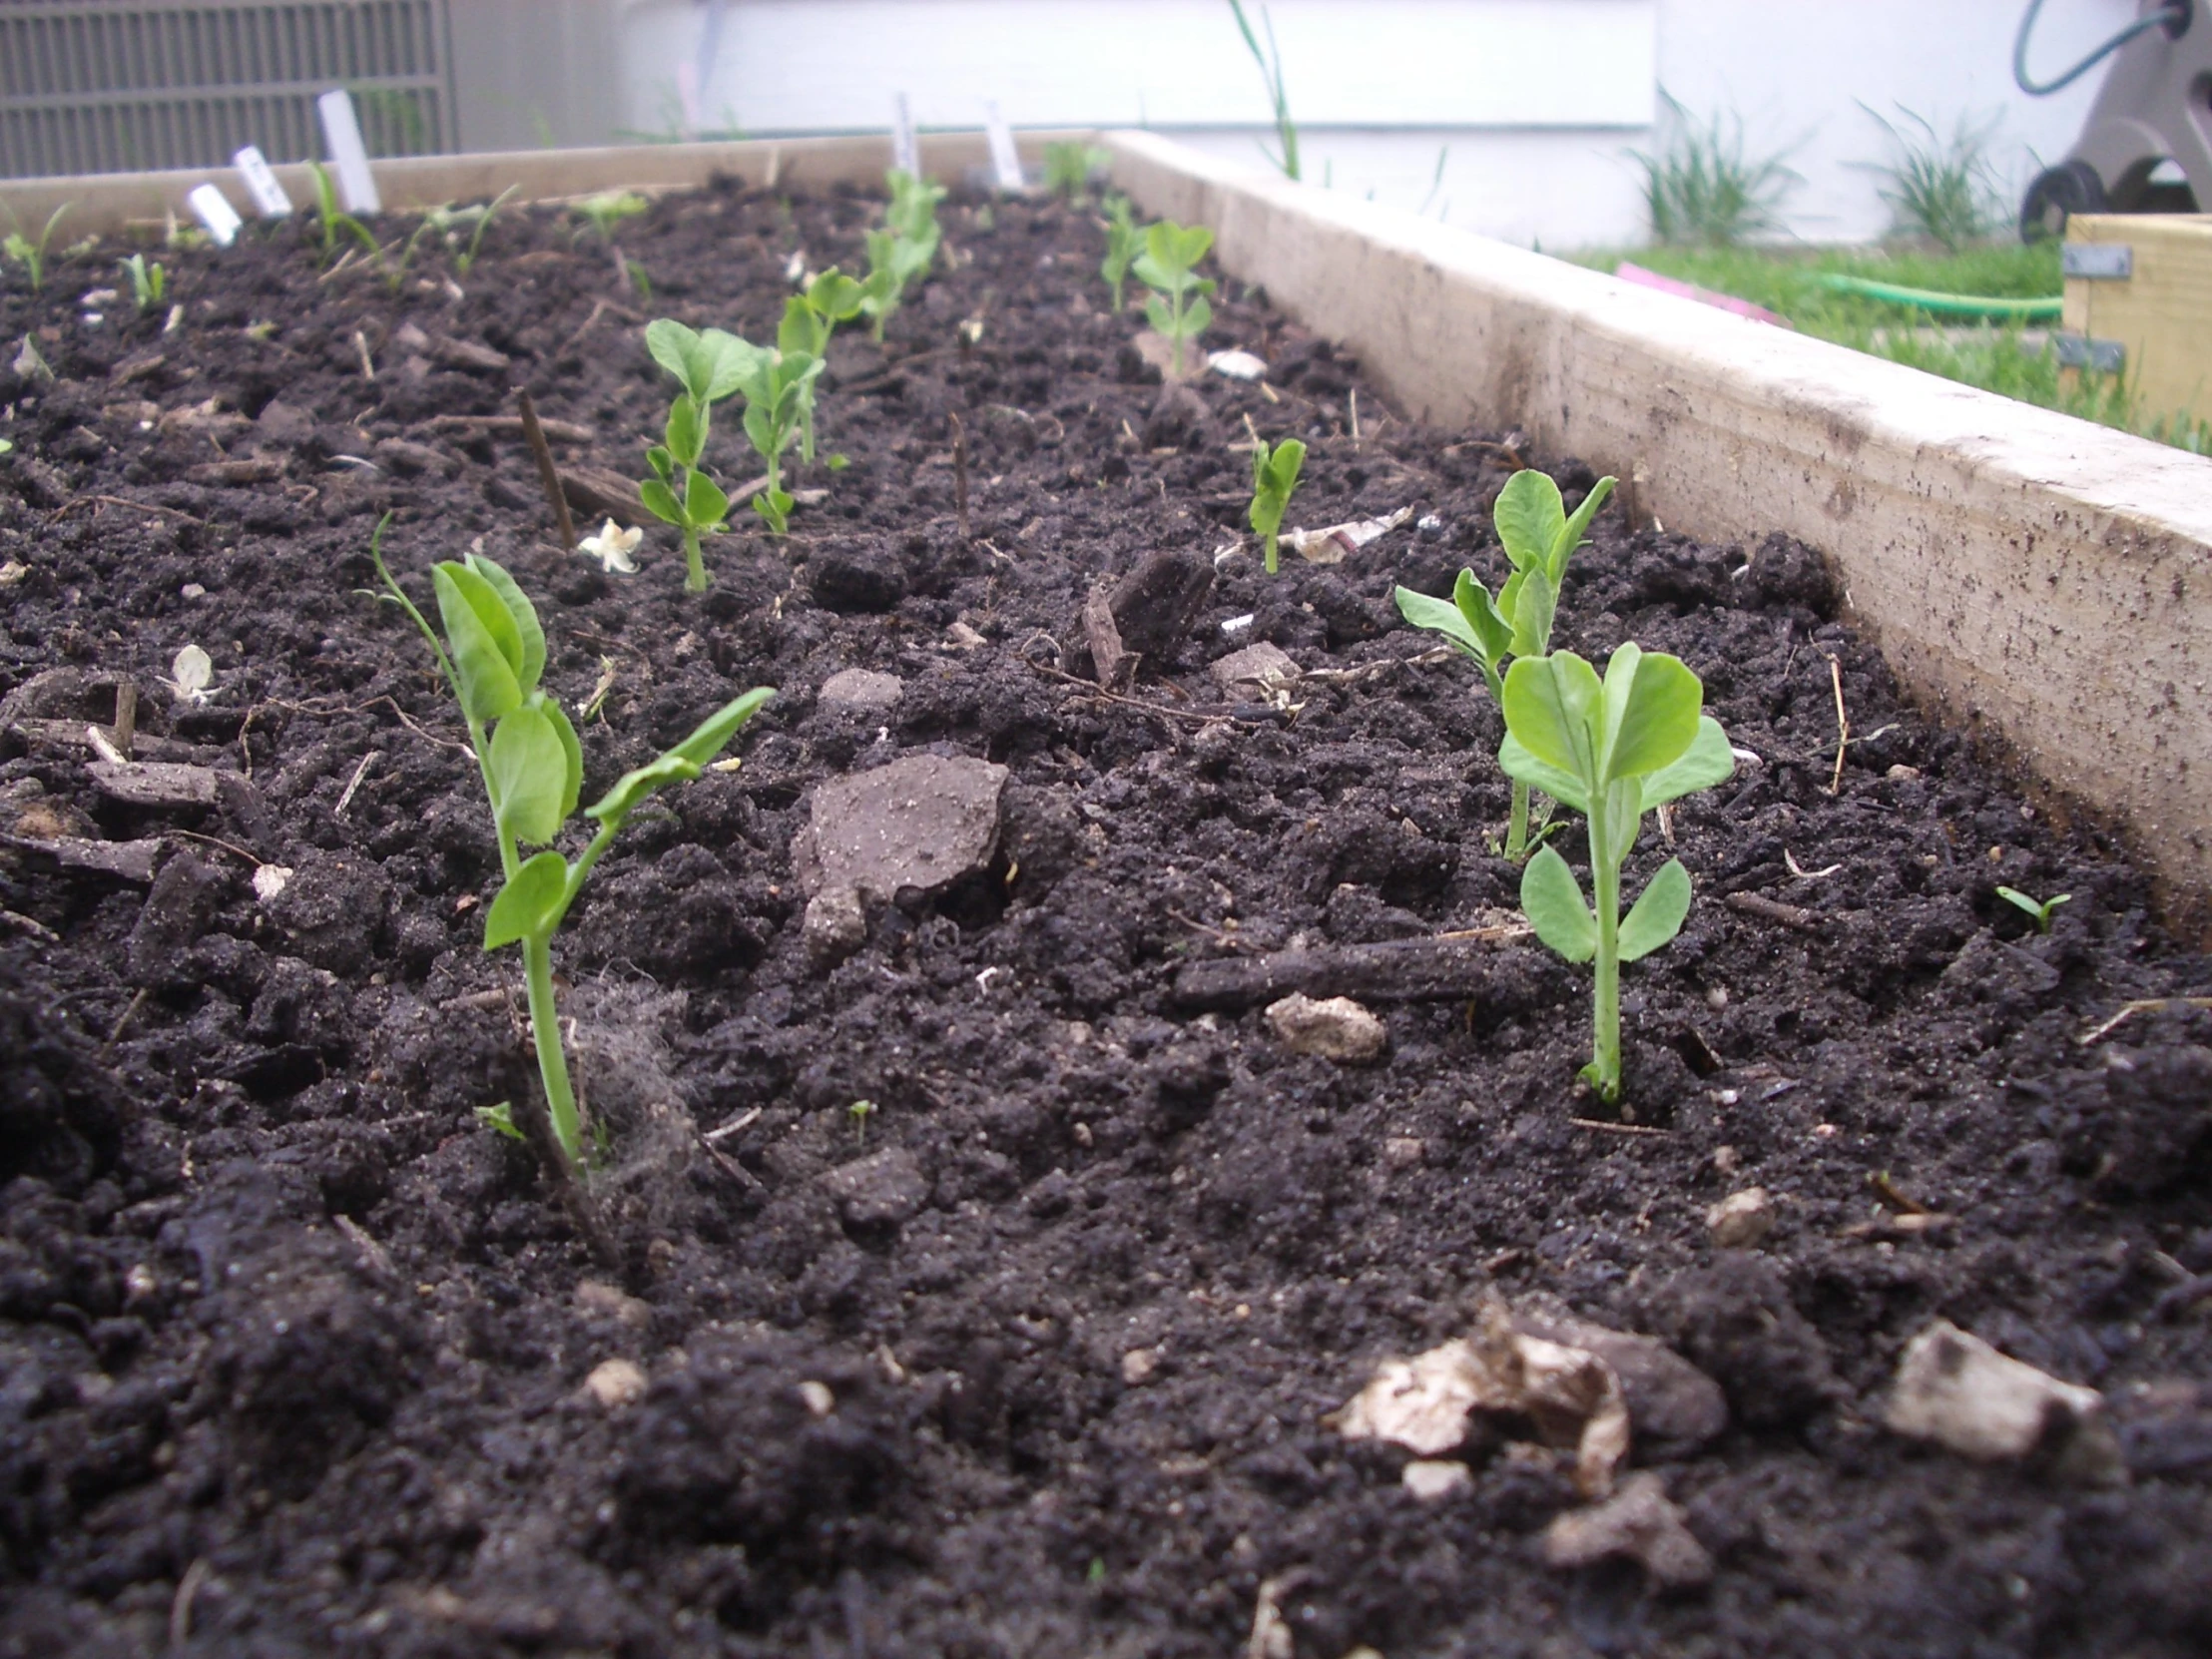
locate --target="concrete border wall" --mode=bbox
[6,129,2212,907]
[1104,131,2212,912]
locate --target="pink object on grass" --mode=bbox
[1613,263,1792,328]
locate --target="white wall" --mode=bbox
[609,0,2158,248]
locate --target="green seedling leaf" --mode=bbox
[465,553,546,697]
[1100,194,1141,309]
[671,687,777,767]
[1600,643,1702,783]
[487,702,569,846]
[1493,469,1565,572]
[646,319,714,404]
[1249,436,1306,573]
[752,485,795,533]
[1501,651,1602,778]
[586,754,700,830]
[640,478,683,526]
[1618,858,1693,961]
[1638,717,1735,810]
[545,699,584,821]
[475,1101,526,1142]
[1996,885,2070,931]
[1393,584,1488,662]
[483,850,570,949]
[665,394,704,467]
[684,466,729,530]
[1521,846,1597,962]
[431,563,522,723]
[1452,570,1516,667]
[646,444,675,483]
[1497,733,1588,813]
[1552,476,1617,582]
[1509,561,1557,659]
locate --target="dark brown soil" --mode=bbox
[4,174,2212,1659]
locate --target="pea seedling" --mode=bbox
[779,269,865,462]
[3,204,70,292]
[1248,436,1307,573]
[119,255,166,313]
[1393,468,1617,859]
[370,522,774,1175]
[729,340,824,534]
[1499,643,1734,1104]
[1100,194,1141,311]
[574,190,649,243]
[1043,141,1113,203]
[858,169,946,342]
[1997,885,2070,932]
[1134,222,1216,376]
[640,318,752,591]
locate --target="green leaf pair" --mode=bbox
[640,319,762,590]
[1043,141,1113,203]
[1100,194,1141,312]
[1498,643,1734,1103]
[1392,468,1617,858]
[1249,436,1307,574]
[859,169,945,342]
[1133,221,1217,376]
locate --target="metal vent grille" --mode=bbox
[0,0,452,181]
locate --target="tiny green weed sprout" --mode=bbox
[434,185,519,277]
[848,1098,878,1147]
[371,523,774,1175]
[3,204,71,293]
[1100,193,1141,311]
[779,268,865,461]
[1228,0,1301,182]
[1248,435,1307,573]
[119,255,166,313]
[641,318,751,591]
[1393,468,1617,859]
[1500,644,1734,1105]
[729,340,824,534]
[1997,885,2071,933]
[1043,141,1113,203]
[574,190,649,243]
[1134,221,1216,376]
[308,161,379,267]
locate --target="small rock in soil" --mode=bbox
[577,1279,652,1329]
[1886,1319,2122,1482]
[794,754,1008,966]
[1401,1459,1470,1500]
[823,1147,929,1229]
[586,1358,648,1409]
[817,667,903,717]
[809,543,906,613]
[1705,1187,1775,1249]
[1211,641,1300,696]
[1266,992,1389,1064]
[7,833,162,882]
[263,851,394,977]
[1515,1300,1729,1456]
[87,760,219,810]
[1106,547,1214,666]
[1542,1471,1714,1590]
[1744,531,1838,618]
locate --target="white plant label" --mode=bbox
[186,184,243,248]
[315,88,380,214]
[232,145,292,217]
[891,93,917,177]
[983,100,1024,193]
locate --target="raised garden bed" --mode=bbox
[4,141,2212,1658]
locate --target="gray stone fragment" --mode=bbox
[1211,642,1300,695]
[1543,1471,1713,1589]
[1886,1319,2122,1482]
[794,755,1008,967]
[1516,1301,1729,1455]
[823,1147,928,1227]
[1266,992,1388,1064]
[87,761,220,810]
[1,834,161,882]
[818,668,903,717]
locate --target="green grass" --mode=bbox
[1577,241,2210,455]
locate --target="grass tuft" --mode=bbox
[1857,105,2003,254]
[1630,94,1800,247]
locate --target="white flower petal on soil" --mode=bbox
[1283,505,1415,565]
[578,519,643,575]
[1207,348,1268,380]
[167,643,214,706]
[252,864,293,902]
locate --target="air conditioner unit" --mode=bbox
[0,0,625,182]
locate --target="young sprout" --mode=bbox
[1100,193,1141,311]
[857,169,945,342]
[1997,885,2071,933]
[1393,468,1617,860]
[1043,141,1113,203]
[3,204,71,293]
[370,521,774,1175]
[308,161,379,267]
[118,254,167,313]
[1248,436,1307,574]
[778,269,865,461]
[574,190,650,243]
[640,319,751,591]
[1500,644,1734,1104]
[729,340,824,534]
[1133,221,1217,376]
[442,185,518,277]
[848,1098,878,1147]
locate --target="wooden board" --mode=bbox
[2065,214,2212,436]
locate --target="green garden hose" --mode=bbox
[1814,273,2062,322]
